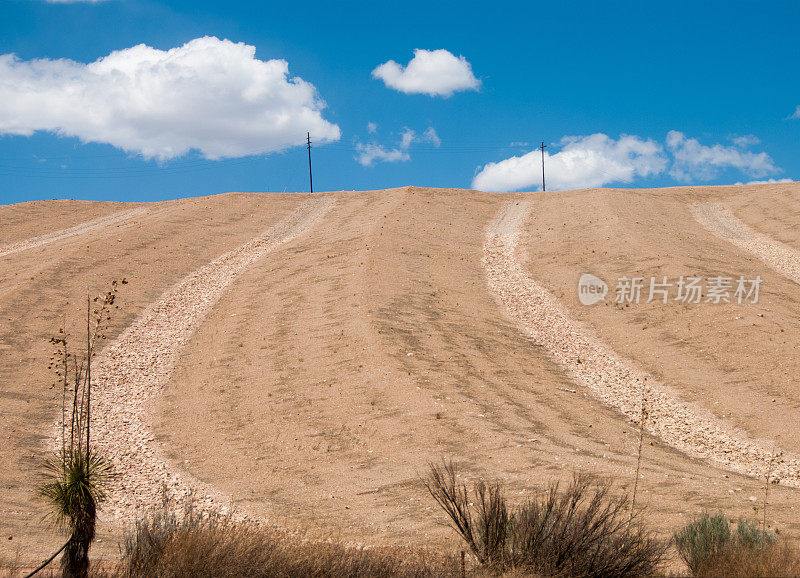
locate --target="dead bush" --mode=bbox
[117,492,458,577]
[424,460,666,577]
[693,538,800,577]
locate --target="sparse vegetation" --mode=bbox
[674,513,736,574]
[116,492,458,577]
[37,449,111,577]
[690,537,800,577]
[35,281,125,577]
[6,265,798,577]
[424,460,667,576]
[674,513,800,577]
[630,386,648,518]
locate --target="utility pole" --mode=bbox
[539,141,547,192]
[307,132,313,193]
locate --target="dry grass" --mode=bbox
[7,488,800,577]
[424,461,667,576]
[693,539,800,577]
[114,492,459,578]
[676,513,800,577]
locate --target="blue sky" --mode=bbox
[0,0,798,204]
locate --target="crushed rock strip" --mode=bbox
[693,202,800,285]
[0,207,148,259]
[52,197,335,525]
[483,200,799,487]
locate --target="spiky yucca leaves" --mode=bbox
[38,449,112,530]
[38,449,112,577]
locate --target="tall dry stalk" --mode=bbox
[37,279,126,577]
[630,383,648,519]
[762,444,778,540]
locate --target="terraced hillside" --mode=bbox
[2,183,799,565]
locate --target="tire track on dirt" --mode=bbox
[52,197,335,524]
[483,200,800,486]
[0,207,148,259]
[693,202,800,285]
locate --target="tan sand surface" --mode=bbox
[486,199,799,484]
[0,192,307,563]
[694,201,800,284]
[85,197,334,522]
[2,184,799,567]
[0,207,148,259]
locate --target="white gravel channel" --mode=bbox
[483,200,800,486]
[52,197,334,524]
[0,207,148,259]
[693,202,800,285]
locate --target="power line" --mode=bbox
[0,138,562,182]
[0,140,538,162]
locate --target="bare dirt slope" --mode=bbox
[2,183,800,566]
[0,193,308,563]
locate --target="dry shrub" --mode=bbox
[674,513,734,575]
[424,461,666,577]
[694,538,800,577]
[676,513,800,577]
[117,493,458,577]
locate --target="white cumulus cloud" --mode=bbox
[372,49,479,97]
[472,134,667,192]
[667,131,778,181]
[0,36,340,160]
[474,131,783,192]
[356,126,440,166]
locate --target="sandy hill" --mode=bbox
[2,183,800,565]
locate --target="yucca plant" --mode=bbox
[35,279,125,578]
[38,450,112,577]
